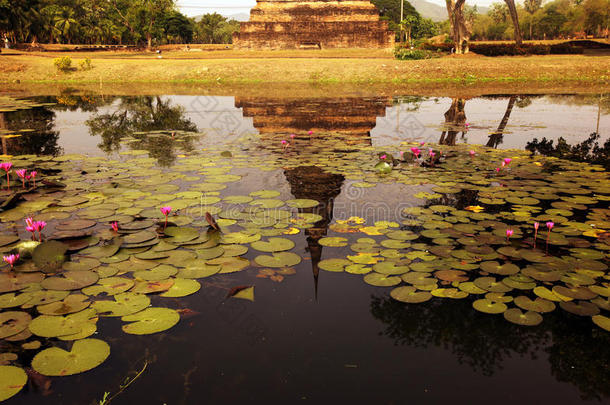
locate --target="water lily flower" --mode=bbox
[469,150,476,157]
[308,130,313,135]
[545,222,554,255]
[160,206,172,229]
[290,134,295,140]
[34,221,46,242]
[380,154,387,160]
[399,151,404,159]
[0,162,12,189]
[29,171,37,187]
[504,158,512,165]
[111,222,119,232]
[15,169,26,188]
[533,222,540,248]
[495,167,501,173]
[506,229,514,242]
[420,142,425,146]
[501,161,506,168]
[429,151,436,158]
[2,254,19,270]
[25,217,36,239]
[410,147,421,158]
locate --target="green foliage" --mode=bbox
[53,56,72,72]
[79,58,92,71]
[526,133,610,169]
[394,47,439,60]
[195,13,240,44]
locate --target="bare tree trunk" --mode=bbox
[505,0,523,46]
[0,113,7,156]
[440,98,467,145]
[446,0,468,54]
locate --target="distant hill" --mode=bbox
[410,0,489,22]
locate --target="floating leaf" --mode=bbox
[254,252,301,268]
[0,366,27,401]
[32,338,110,376]
[0,311,31,339]
[121,307,180,335]
[228,285,255,302]
[92,292,151,317]
[390,286,432,303]
[503,308,543,326]
[32,241,68,273]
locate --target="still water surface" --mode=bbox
[0,92,608,405]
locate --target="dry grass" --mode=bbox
[0,50,608,88]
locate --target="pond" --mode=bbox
[0,91,609,405]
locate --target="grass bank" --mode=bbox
[0,50,609,87]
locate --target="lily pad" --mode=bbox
[160,278,201,298]
[32,241,68,273]
[390,286,432,303]
[121,307,180,335]
[503,308,543,326]
[32,338,110,376]
[472,299,507,314]
[0,366,27,401]
[41,271,99,291]
[92,292,151,317]
[0,311,31,339]
[254,252,301,268]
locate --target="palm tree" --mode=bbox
[53,6,79,44]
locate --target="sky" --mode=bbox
[176,0,500,17]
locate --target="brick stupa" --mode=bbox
[233,0,395,49]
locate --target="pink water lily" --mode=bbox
[2,254,19,270]
[25,217,36,239]
[0,162,12,189]
[410,147,421,158]
[533,222,540,249]
[308,130,313,135]
[420,142,425,146]
[160,206,172,229]
[111,222,119,232]
[380,154,387,160]
[469,150,475,157]
[504,158,512,165]
[495,167,501,173]
[34,221,46,242]
[290,134,295,140]
[30,171,37,187]
[506,229,514,242]
[15,169,26,188]
[545,222,554,255]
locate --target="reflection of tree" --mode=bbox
[284,166,344,299]
[486,95,517,148]
[439,98,467,146]
[371,294,610,401]
[86,96,199,166]
[3,107,62,156]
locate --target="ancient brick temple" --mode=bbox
[233,0,395,49]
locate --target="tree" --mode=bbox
[583,0,610,36]
[446,0,470,54]
[524,0,542,39]
[504,0,523,45]
[53,6,79,44]
[195,13,239,44]
[162,11,193,43]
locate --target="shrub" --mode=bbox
[394,48,439,60]
[420,42,582,56]
[79,58,92,71]
[54,56,72,72]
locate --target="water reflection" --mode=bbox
[284,166,344,299]
[86,96,199,166]
[1,107,62,156]
[370,294,610,401]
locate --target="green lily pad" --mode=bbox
[473,299,508,314]
[286,199,319,209]
[363,273,401,287]
[223,232,261,244]
[160,278,201,298]
[0,311,31,339]
[254,252,301,268]
[503,308,543,326]
[133,265,178,281]
[230,286,255,302]
[37,294,91,315]
[592,314,610,332]
[480,261,520,275]
[132,279,174,294]
[0,366,27,401]
[41,271,99,291]
[318,259,351,272]
[92,292,151,317]
[177,261,221,278]
[121,307,180,335]
[251,238,296,253]
[0,292,33,308]
[32,241,68,273]
[208,257,251,273]
[390,286,432,303]
[81,277,135,296]
[32,338,110,376]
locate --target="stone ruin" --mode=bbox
[233,0,395,49]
